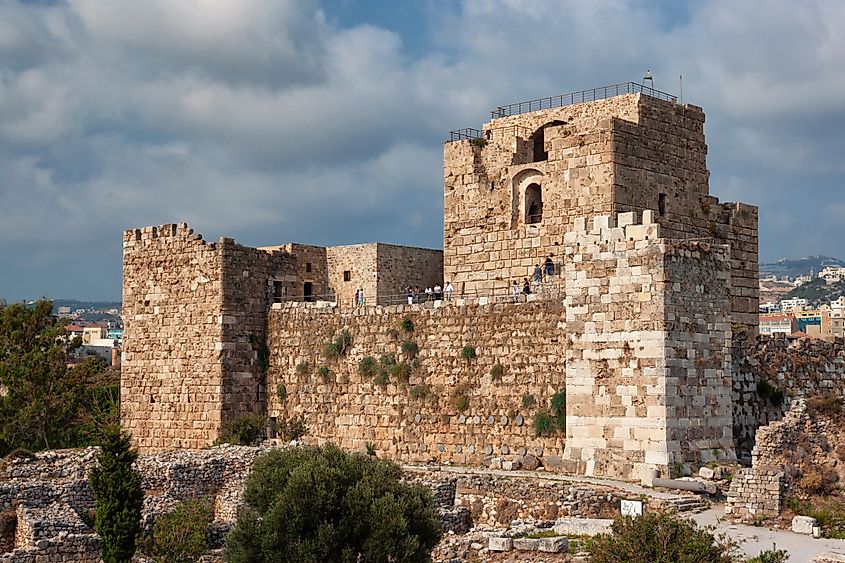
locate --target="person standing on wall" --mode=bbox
[544,254,555,282]
[512,280,520,302]
[433,283,442,300]
[445,281,453,301]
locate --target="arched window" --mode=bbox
[525,183,542,224]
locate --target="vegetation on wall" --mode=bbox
[409,383,431,400]
[460,346,477,362]
[490,363,504,382]
[323,331,353,360]
[756,379,785,406]
[224,444,441,563]
[215,413,267,446]
[400,317,414,333]
[139,498,213,563]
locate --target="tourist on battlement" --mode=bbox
[544,254,555,281]
[433,284,442,300]
[425,286,433,301]
[406,286,414,305]
[511,280,520,301]
[522,278,531,297]
[445,281,453,301]
[532,264,542,287]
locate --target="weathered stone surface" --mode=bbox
[512,538,539,551]
[488,537,512,552]
[537,536,569,553]
[699,467,715,480]
[792,515,817,535]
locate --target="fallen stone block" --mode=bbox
[698,467,715,480]
[512,538,540,551]
[538,536,569,553]
[792,515,817,535]
[488,537,512,552]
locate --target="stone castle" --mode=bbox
[121,82,760,482]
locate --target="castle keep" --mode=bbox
[122,83,759,481]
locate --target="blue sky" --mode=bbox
[1,0,844,301]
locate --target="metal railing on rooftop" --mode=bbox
[448,128,485,142]
[490,82,678,119]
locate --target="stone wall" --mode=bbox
[376,243,443,303]
[443,92,758,330]
[326,244,379,307]
[732,334,845,457]
[121,223,297,451]
[725,467,784,521]
[562,213,734,481]
[266,299,569,467]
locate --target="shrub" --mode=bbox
[449,385,471,412]
[386,328,399,340]
[323,331,353,360]
[747,546,789,563]
[400,317,415,333]
[533,411,555,437]
[460,346,477,361]
[586,513,736,563]
[358,356,378,377]
[317,366,332,383]
[798,465,838,496]
[379,354,396,368]
[139,498,213,563]
[391,362,412,383]
[490,363,504,382]
[808,393,843,416]
[276,383,287,404]
[756,379,774,397]
[5,448,34,461]
[522,394,536,408]
[787,496,845,538]
[409,384,431,400]
[469,137,488,148]
[401,340,419,359]
[365,442,376,457]
[89,425,143,563]
[224,444,442,563]
[216,413,267,446]
[551,389,566,431]
[374,372,390,387]
[295,362,311,377]
[278,415,308,442]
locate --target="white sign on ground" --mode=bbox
[620,499,644,517]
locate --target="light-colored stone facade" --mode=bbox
[562,213,734,480]
[443,92,758,330]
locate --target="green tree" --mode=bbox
[224,443,442,563]
[0,299,94,455]
[89,425,144,563]
[587,512,736,563]
[139,497,213,563]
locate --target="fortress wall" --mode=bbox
[732,334,845,457]
[266,300,569,468]
[122,224,228,450]
[326,244,379,307]
[376,244,443,302]
[218,241,296,422]
[562,213,734,480]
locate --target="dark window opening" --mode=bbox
[306,262,312,273]
[150,395,155,404]
[343,271,351,282]
[658,192,667,216]
[530,127,547,162]
[268,416,277,438]
[525,183,543,224]
[273,281,285,302]
[304,282,313,302]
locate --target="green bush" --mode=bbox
[490,363,504,382]
[374,372,390,387]
[522,394,536,408]
[449,385,470,412]
[401,340,419,358]
[323,331,353,360]
[295,362,311,377]
[317,366,332,383]
[139,497,213,563]
[215,413,266,446]
[409,384,431,400]
[276,383,287,404]
[391,362,412,383]
[533,411,555,437]
[379,354,396,368]
[224,444,441,563]
[278,415,307,442]
[400,317,414,333]
[747,545,789,563]
[460,346,477,361]
[586,513,736,563]
[89,425,143,563]
[358,356,378,377]
[756,379,774,397]
[551,389,566,431]
[365,442,376,457]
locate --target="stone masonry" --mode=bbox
[122,84,758,482]
[443,91,758,330]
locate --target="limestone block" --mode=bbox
[698,467,715,480]
[538,536,569,553]
[792,515,817,535]
[489,537,513,552]
[513,538,540,551]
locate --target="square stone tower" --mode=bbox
[443,84,758,330]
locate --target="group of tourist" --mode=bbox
[405,282,454,304]
[512,254,557,300]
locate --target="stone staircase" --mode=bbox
[667,495,710,513]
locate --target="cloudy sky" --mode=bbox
[1,0,844,301]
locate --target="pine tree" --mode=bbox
[89,425,143,563]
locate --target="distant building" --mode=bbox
[63,324,85,339]
[819,266,845,283]
[57,306,71,316]
[107,328,123,341]
[760,301,780,313]
[831,309,844,338]
[759,314,796,336]
[793,309,831,338]
[780,297,808,312]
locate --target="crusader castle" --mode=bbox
[121,83,760,482]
